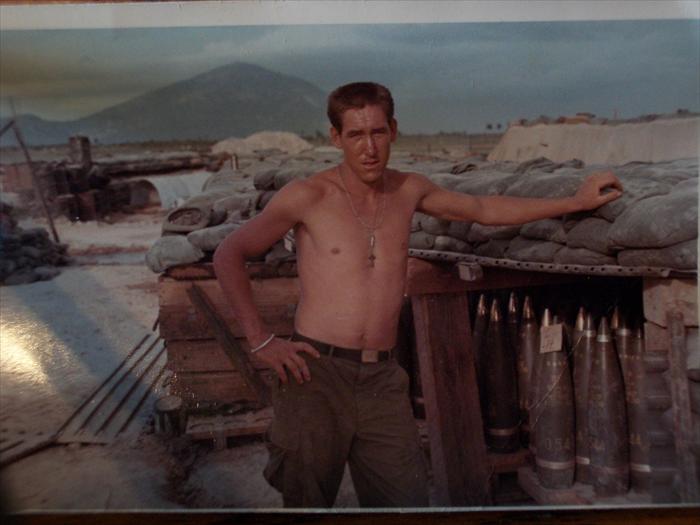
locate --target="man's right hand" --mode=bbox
[253,337,321,384]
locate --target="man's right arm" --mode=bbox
[212,179,320,384]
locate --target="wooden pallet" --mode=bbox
[185,407,274,450]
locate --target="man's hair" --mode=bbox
[327,82,395,132]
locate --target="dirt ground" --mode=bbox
[0,209,360,511]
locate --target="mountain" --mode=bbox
[1,63,328,146]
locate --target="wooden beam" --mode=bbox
[167,339,270,373]
[160,276,300,308]
[165,261,298,281]
[158,304,295,341]
[411,292,491,505]
[186,284,271,407]
[667,310,700,502]
[406,257,588,296]
[171,370,276,406]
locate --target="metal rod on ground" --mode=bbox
[187,284,271,407]
[0,117,60,243]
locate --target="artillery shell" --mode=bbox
[588,317,630,496]
[620,325,651,492]
[610,305,620,333]
[507,291,521,354]
[573,311,596,484]
[529,307,553,455]
[534,322,575,489]
[517,295,537,446]
[472,294,489,424]
[484,297,520,452]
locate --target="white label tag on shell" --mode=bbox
[540,323,564,354]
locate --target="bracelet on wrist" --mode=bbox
[250,333,275,353]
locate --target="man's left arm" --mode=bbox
[417,171,623,225]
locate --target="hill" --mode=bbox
[1,63,328,146]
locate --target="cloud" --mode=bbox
[1,19,697,129]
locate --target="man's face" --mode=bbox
[330,104,397,184]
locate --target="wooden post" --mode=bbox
[667,310,700,502]
[186,284,271,407]
[411,292,492,505]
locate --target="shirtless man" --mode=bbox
[213,82,622,508]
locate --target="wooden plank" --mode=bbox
[159,276,300,308]
[517,466,591,505]
[405,257,584,296]
[166,261,298,281]
[167,339,271,373]
[667,310,700,502]
[187,284,271,406]
[165,264,217,280]
[159,305,295,341]
[643,278,698,328]
[171,370,276,406]
[411,292,491,506]
[186,407,274,441]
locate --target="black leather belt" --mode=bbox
[291,332,393,364]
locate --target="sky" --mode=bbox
[1,18,699,134]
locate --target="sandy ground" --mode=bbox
[0,210,359,511]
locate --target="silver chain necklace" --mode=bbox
[337,166,386,267]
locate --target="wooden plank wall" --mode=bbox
[158,264,300,407]
[642,277,699,503]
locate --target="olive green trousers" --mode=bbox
[263,353,429,508]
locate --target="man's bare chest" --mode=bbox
[296,194,414,264]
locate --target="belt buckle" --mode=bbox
[361,350,379,363]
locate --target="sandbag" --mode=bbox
[146,235,204,273]
[554,247,617,266]
[520,219,567,243]
[434,235,471,253]
[593,173,671,222]
[474,239,511,258]
[426,172,465,190]
[273,167,310,190]
[504,169,588,199]
[162,205,211,234]
[410,212,425,233]
[608,190,698,248]
[616,239,697,270]
[409,231,436,250]
[506,236,563,263]
[467,223,521,243]
[447,221,472,241]
[212,192,260,218]
[565,217,616,255]
[187,223,241,252]
[265,240,295,265]
[421,215,451,236]
[253,168,279,191]
[453,171,519,196]
[202,169,254,193]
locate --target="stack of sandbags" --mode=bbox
[146,151,698,274]
[407,157,697,271]
[0,201,70,285]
